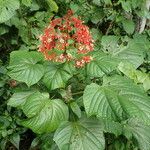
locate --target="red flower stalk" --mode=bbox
[38,10,94,67]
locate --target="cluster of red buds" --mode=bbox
[38,10,94,68]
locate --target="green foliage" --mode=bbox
[118,62,150,91]
[83,75,150,124]
[8,91,69,134]
[86,51,120,77]
[0,0,150,149]
[123,118,150,150]
[54,117,105,150]
[43,62,73,90]
[8,51,45,86]
[0,0,20,23]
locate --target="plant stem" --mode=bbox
[72,91,83,96]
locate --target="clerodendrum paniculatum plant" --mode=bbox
[7,10,150,150]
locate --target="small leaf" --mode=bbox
[43,62,72,90]
[101,35,120,51]
[54,117,105,150]
[70,102,81,118]
[92,0,102,6]
[46,0,58,12]
[8,51,44,86]
[0,139,7,150]
[100,118,123,136]
[0,26,9,35]
[120,1,132,12]
[114,140,126,150]
[118,62,150,91]
[91,9,104,24]
[30,137,40,149]
[70,3,79,12]
[104,0,112,5]
[9,133,20,150]
[22,0,32,7]
[122,19,135,34]
[91,28,102,41]
[0,0,20,23]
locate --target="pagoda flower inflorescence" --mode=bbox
[38,10,94,68]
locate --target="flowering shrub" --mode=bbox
[1,0,150,149]
[38,10,94,68]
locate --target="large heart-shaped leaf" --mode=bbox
[83,75,150,124]
[8,51,44,86]
[43,62,73,90]
[0,0,20,23]
[83,83,122,121]
[21,92,69,134]
[54,117,105,150]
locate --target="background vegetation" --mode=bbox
[0,0,150,149]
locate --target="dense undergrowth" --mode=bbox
[0,0,150,149]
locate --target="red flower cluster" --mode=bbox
[38,10,94,68]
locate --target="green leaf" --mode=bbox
[92,0,102,6]
[54,117,105,150]
[22,92,69,134]
[0,0,20,23]
[22,92,49,117]
[100,118,123,136]
[22,0,32,7]
[70,102,81,118]
[131,0,142,8]
[123,118,150,150]
[91,28,102,41]
[30,137,40,149]
[104,0,112,5]
[9,134,20,150]
[63,62,76,75]
[8,91,36,108]
[8,51,44,86]
[43,62,72,90]
[70,3,79,12]
[101,36,146,68]
[39,133,59,150]
[83,83,122,121]
[101,35,120,51]
[122,19,135,34]
[46,0,58,12]
[83,75,150,124]
[118,62,150,91]
[114,139,126,150]
[0,139,7,150]
[91,9,104,24]
[0,26,9,35]
[86,51,120,77]
[120,0,132,12]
